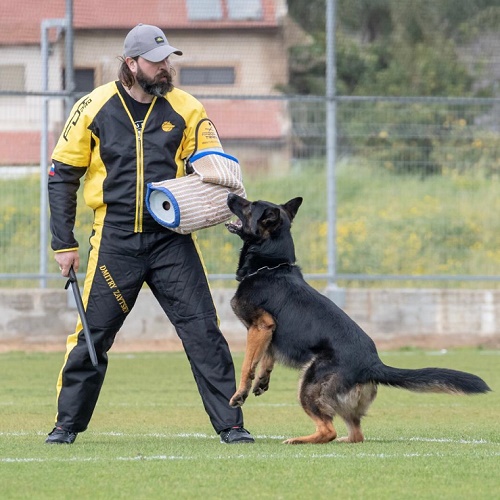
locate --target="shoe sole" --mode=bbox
[220,439,255,444]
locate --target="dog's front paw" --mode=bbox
[252,380,269,396]
[229,391,248,407]
[252,382,269,396]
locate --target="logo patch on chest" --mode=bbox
[162,121,175,132]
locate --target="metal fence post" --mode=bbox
[40,18,68,288]
[325,0,339,297]
[39,0,73,287]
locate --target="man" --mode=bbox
[46,24,253,445]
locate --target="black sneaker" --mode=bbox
[219,426,254,444]
[45,426,78,444]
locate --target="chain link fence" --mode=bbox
[2,1,500,288]
[2,92,500,288]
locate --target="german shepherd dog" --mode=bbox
[225,193,490,444]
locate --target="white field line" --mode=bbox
[1,431,498,446]
[1,432,499,463]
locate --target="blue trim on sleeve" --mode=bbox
[190,150,239,164]
[145,183,181,229]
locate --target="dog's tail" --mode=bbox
[366,364,491,395]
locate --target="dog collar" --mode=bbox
[238,262,295,282]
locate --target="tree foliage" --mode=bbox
[285,0,500,177]
[286,0,500,96]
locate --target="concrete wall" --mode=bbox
[0,288,499,353]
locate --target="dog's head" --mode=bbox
[226,193,303,242]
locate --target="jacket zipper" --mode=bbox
[135,126,144,232]
[133,97,156,233]
[116,86,153,233]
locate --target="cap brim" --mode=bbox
[140,45,183,62]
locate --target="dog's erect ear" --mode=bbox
[282,197,303,222]
[250,206,280,236]
[259,207,281,228]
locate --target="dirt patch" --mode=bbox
[1,334,498,354]
[0,338,245,353]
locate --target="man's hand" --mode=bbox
[54,250,80,277]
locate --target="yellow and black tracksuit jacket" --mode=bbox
[48,81,243,434]
[50,80,205,247]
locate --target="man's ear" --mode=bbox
[125,57,137,72]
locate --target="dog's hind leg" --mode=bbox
[335,383,378,443]
[283,359,338,444]
[230,310,275,408]
[283,408,337,445]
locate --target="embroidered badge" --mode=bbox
[162,121,175,132]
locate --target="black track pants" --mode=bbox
[53,225,243,433]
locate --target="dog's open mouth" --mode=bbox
[225,219,242,234]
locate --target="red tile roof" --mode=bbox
[0,0,280,45]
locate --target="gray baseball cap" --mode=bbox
[124,24,182,62]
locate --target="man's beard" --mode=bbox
[136,65,174,97]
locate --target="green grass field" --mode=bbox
[0,349,498,499]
